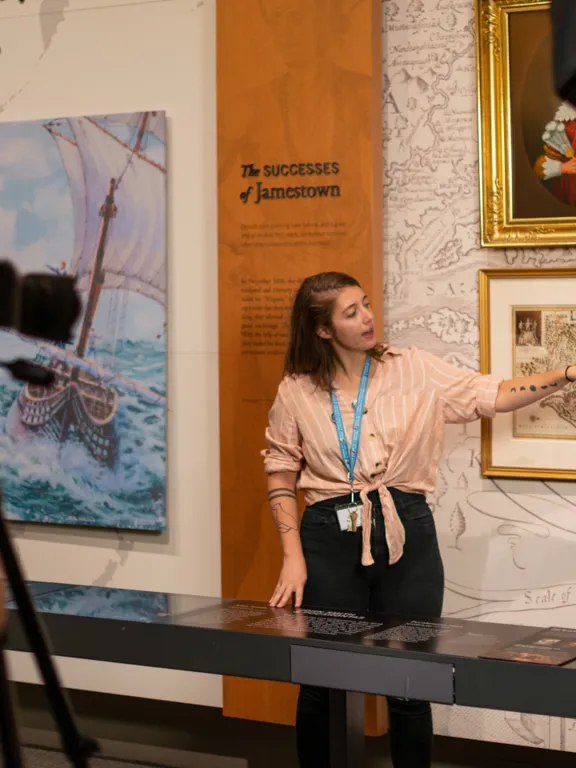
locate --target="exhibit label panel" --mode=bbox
[217,0,384,730]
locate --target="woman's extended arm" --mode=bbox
[495,365,576,413]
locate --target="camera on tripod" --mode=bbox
[0,264,98,767]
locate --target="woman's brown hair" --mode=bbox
[283,272,386,391]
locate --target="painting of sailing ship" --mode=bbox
[0,110,167,530]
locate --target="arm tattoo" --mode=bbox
[271,502,298,534]
[268,487,296,497]
[510,384,552,396]
[268,488,297,504]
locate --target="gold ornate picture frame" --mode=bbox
[480,268,576,480]
[476,0,576,247]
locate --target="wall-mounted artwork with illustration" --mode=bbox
[479,268,576,479]
[0,111,167,530]
[476,0,576,247]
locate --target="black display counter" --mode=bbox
[6,582,576,767]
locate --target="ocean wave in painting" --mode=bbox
[0,335,166,530]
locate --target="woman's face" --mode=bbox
[319,285,375,352]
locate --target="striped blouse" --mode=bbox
[262,345,503,567]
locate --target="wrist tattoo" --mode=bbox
[271,502,298,534]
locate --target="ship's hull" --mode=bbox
[5,363,118,469]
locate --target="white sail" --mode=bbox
[46,128,87,275]
[99,111,166,145]
[54,116,166,306]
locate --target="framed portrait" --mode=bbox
[479,268,576,479]
[476,0,576,247]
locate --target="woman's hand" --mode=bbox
[269,553,307,608]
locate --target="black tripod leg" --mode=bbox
[0,500,99,767]
[0,646,24,768]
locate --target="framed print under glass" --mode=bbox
[476,0,576,247]
[479,268,576,479]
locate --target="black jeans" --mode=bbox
[296,487,445,768]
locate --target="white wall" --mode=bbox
[3,0,222,707]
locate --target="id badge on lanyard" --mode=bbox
[331,356,371,533]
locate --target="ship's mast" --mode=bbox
[75,112,151,360]
[133,111,153,154]
[75,178,117,359]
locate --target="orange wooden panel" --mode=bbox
[217,0,385,734]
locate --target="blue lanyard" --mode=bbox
[330,355,371,503]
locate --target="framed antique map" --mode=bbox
[513,307,576,440]
[479,268,576,479]
[476,0,576,247]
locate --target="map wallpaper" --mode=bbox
[383,0,576,751]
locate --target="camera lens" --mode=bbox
[20,274,81,342]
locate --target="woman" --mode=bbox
[262,272,576,768]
